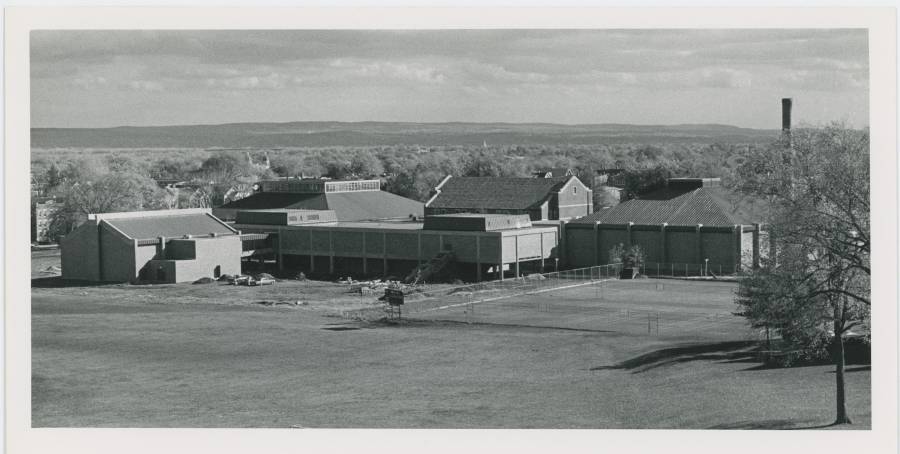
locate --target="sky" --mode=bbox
[30,29,869,129]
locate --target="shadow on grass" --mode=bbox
[707,419,842,430]
[405,318,618,334]
[827,365,870,373]
[31,276,112,289]
[591,340,760,374]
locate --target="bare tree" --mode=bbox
[734,124,870,425]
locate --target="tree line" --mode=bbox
[31,141,755,236]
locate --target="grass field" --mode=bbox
[31,253,870,429]
[410,279,754,339]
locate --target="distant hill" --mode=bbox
[31,121,779,148]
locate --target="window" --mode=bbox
[573,186,578,194]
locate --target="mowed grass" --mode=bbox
[32,277,871,429]
[413,279,754,339]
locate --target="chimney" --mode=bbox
[781,98,793,148]
[781,98,792,132]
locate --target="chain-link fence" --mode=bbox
[341,263,623,320]
[637,262,742,278]
[407,277,757,340]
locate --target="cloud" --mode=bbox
[328,59,447,84]
[30,29,870,128]
[70,74,109,89]
[128,80,164,91]
[204,73,292,90]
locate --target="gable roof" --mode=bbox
[219,190,423,221]
[426,176,571,211]
[572,186,767,226]
[104,213,235,240]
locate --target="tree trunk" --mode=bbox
[833,316,852,425]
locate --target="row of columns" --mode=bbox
[275,229,555,282]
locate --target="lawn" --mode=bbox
[31,277,871,428]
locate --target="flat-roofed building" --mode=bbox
[235,211,561,281]
[60,208,242,283]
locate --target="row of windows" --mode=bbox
[261,180,380,193]
[324,181,380,192]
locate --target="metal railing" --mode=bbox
[637,262,742,278]
[341,263,623,320]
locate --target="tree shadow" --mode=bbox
[707,419,842,430]
[31,276,112,289]
[827,365,870,373]
[591,340,760,374]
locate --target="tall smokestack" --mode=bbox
[781,97,793,149]
[781,98,792,132]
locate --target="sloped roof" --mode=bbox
[572,186,767,226]
[427,176,569,210]
[104,213,234,239]
[220,190,423,221]
[323,191,423,221]
[219,192,326,210]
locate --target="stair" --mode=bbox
[405,251,456,284]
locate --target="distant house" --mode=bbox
[32,198,60,244]
[565,178,769,272]
[595,168,626,188]
[213,178,424,222]
[424,175,593,221]
[60,208,242,283]
[533,168,574,179]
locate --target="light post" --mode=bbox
[704,258,709,277]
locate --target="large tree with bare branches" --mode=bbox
[734,124,870,425]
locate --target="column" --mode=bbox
[540,232,545,272]
[309,230,315,272]
[417,233,422,265]
[696,224,704,267]
[328,230,334,275]
[382,232,388,277]
[475,235,482,282]
[659,223,667,264]
[277,229,284,272]
[514,235,520,278]
[362,232,367,275]
[593,223,599,266]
